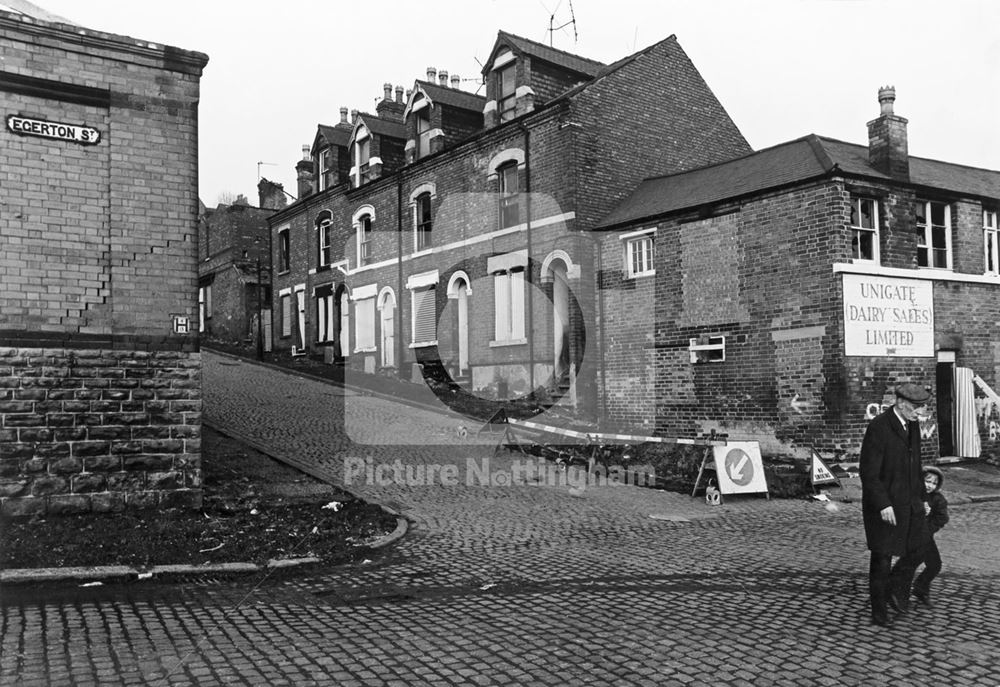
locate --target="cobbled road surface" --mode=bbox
[2,351,998,686]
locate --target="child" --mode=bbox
[912,465,949,607]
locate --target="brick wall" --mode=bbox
[0,11,206,515]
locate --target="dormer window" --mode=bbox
[497,59,516,122]
[352,129,371,187]
[317,148,334,191]
[416,101,433,159]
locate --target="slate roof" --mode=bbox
[597,135,1000,229]
[492,30,605,78]
[315,123,351,149]
[355,113,406,140]
[414,80,486,113]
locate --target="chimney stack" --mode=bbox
[438,69,449,87]
[867,86,909,180]
[351,109,358,124]
[395,85,404,103]
[296,144,314,199]
[383,82,392,101]
[426,67,437,83]
[340,106,349,124]
[451,74,461,89]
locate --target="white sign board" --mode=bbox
[842,274,934,357]
[6,115,101,145]
[712,442,768,495]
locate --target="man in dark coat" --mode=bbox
[859,383,932,627]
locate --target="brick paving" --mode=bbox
[2,350,999,686]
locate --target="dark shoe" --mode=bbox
[888,590,911,613]
[913,590,933,608]
[871,611,893,627]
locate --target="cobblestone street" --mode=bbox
[2,351,999,686]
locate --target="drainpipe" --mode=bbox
[521,122,534,397]
[397,179,404,381]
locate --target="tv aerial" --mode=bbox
[546,0,577,47]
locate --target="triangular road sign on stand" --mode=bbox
[810,447,840,487]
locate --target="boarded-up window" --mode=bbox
[355,297,376,351]
[411,287,436,344]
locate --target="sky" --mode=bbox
[27,0,1000,207]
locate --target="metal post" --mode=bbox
[256,255,264,360]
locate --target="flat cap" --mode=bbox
[895,383,930,404]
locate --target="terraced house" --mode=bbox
[267,31,750,412]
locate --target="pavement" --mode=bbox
[2,350,1000,686]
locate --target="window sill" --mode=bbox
[625,270,656,279]
[354,347,377,354]
[412,248,434,257]
[409,341,439,349]
[277,270,290,276]
[490,338,528,348]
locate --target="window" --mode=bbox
[497,60,516,122]
[357,214,373,266]
[317,148,334,191]
[624,232,655,278]
[280,292,292,338]
[689,335,726,363]
[278,228,290,273]
[850,197,879,262]
[355,296,376,352]
[202,284,213,319]
[416,107,433,159]
[411,287,436,345]
[317,211,333,267]
[499,162,520,228]
[916,200,951,269]
[316,287,334,343]
[985,209,999,275]
[415,192,432,251]
[493,269,526,343]
[353,133,371,187]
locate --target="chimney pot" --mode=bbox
[426,67,437,82]
[406,89,412,100]
[878,85,896,115]
[395,85,404,103]
[302,144,310,160]
[439,69,449,87]
[451,74,460,89]
[383,82,392,101]
[340,106,349,124]
[351,109,358,123]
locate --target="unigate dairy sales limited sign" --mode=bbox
[6,115,101,145]
[842,273,934,357]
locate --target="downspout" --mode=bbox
[521,122,534,396]
[396,178,404,381]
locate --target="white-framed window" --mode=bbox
[916,200,952,270]
[353,284,377,352]
[316,210,333,267]
[317,147,334,191]
[499,162,520,229]
[407,270,439,347]
[352,129,371,187]
[352,205,376,267]
[280,291,292,338]
[415,192,432,251]
[315,286,335,343]
[416,105,433,159]
[493,272,525,344]
[495,52,516,122]
[984,209,999,276]
[689,335,725,363]
[850,196,879,262]
[621,228,655,278]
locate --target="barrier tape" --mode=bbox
[507,418,726,446]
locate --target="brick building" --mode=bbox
[197,181,287,347]
[0,4,207,516]
[268,31,751,415]
[597,87,1000,461]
